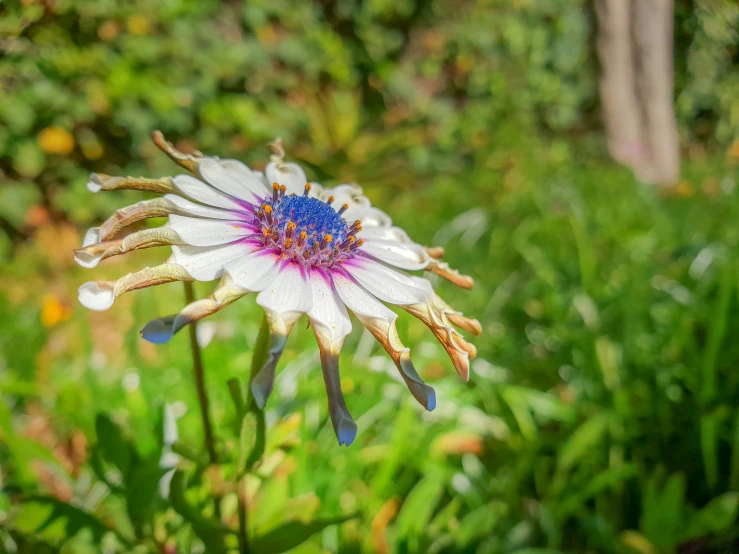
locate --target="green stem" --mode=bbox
[183,281,221,520]
[238,315,271,554]
[237,475,249,554]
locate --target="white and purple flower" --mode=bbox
[75,133,481,446]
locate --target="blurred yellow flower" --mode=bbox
[41,294,73,328]
[675,180,694,197]
[728,140,739,162]
[98,20,119,41]
[127,15,151,35]
[38,127,74,155]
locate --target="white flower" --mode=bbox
[75,132,481,446]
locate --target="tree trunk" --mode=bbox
[596,0,680,188]
[596,0,646,172]
[633,0,681,187]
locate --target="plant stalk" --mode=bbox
[238,315,271,554]
[183,281,221,520]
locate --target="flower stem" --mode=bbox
[237,475,249,554]
[238,315,271,554]
[183,281,221,520]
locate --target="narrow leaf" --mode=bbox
[250,515,355,554]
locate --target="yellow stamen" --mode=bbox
[287,221,296,232]
[272,182,279,190]
[323,234,333,243]
[263,205,272,214]
[327,196,334,204]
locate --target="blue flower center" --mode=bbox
[274,195,350,249]
[251,185,363,268]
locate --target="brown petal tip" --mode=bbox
[428,261,474,290]
[425,246,445,259]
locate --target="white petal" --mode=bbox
[308,181,325,198]
[307,269,351,348]
[360,240,430,270]
[224,250,282,291]
[168,215,256,247]
[321,184,371,223]
[164,194,241,220]
[332,270,393,320]
[265,161,308,196]
[200,158,269,203]
[78,281,115,311]
[360,207,393,228]
[359,226,411,243]
[256,261,313,327]
[253,169,270,188]
[173,174,244,211]
[171,241,259,281]
[83,227,101,247]
[343,258,428,306]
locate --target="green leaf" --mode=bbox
[395,472,445,539]
[169,470,231,554]
[95,414,133,476]
[250,514,355,554]
[681,492,739,542]
[455,502,507,547]
[641,470,686,550]
[20,495,131,547]
[171,441,209,467]
[124,462,167,526]
[556,412,610,473]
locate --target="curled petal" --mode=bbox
[173,174,246,212]
[265,160,308,196]
[402,302,470,381]
[87,198,178,245]
[152,130,203,174]
[425,246,445,259]
[199,158,269,204]
[164,194,243,220]
[360,240,430,271]
[74,227,183,268]
[141,275,248,344]
[85,196,236,245]
[78,263,193,311]
[315,334,357,446]
[251,262,314,407]
[87,173,175,194]
[332,271,435,410]
[446,311,482,336]
[427,260,474,290]
[409,276,482,336]
[168,215,257,247]
[249,323,291,410]
[171,241,260,281]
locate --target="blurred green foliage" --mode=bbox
[1,0,739,553]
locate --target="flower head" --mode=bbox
[75,132,481,446]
